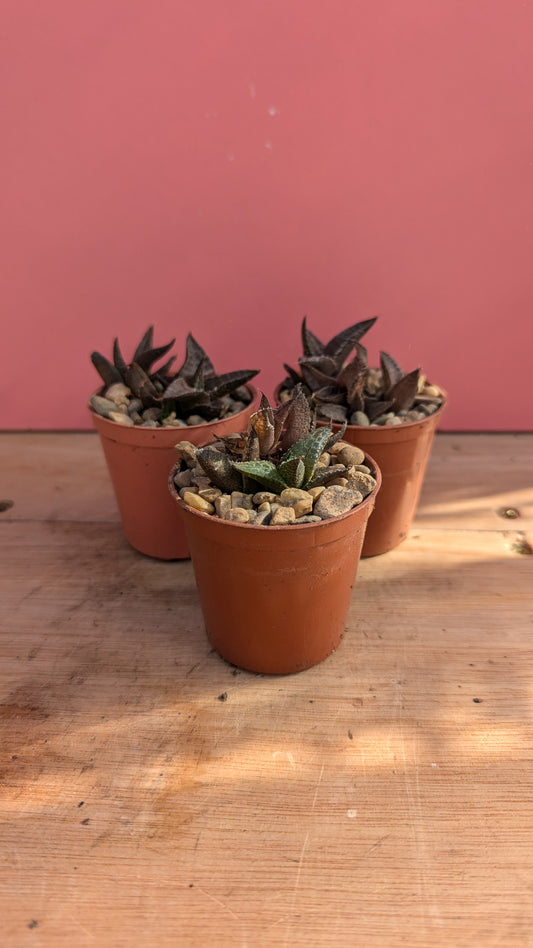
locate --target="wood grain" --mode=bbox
[1,434,532,947]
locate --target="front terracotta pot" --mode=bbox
[91,389,257,560]
[168,456,381,674]
[327,397,447,557]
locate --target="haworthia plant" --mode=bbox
[91,326,259,421]
[194,386,351,495]
[281,316,440,424]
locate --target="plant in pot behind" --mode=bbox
[89,327,259,559]
[278,316,446,556]
[169,386,381,674]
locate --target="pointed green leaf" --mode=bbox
[233,460,287,494]
[278,455,305,489]
[306,464,351,490]
[281,426,334,484]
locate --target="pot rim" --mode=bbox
[168,450,382,535]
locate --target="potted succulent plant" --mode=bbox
[168,386,381,674]
[277,317,446,556]
[89,327,259,559]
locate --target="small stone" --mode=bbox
[423,384,441,397]
[173,468,193,488]
[233,385,252,402]
[308,486,325,500]
[293,515,322,524]
[128,398,143,415]
[182,491,214,514]
[385,416,403,426]
[254,509,271,525]
[350,411,370,426]
[278,389,292,403]
[105,382,131,404]
[129,412,143,425]
[186,414,207,426]
[140,420,159,427]
[90,395,118,418]
[108,411,134,426]
[143,407,162,422]
[352,464,371,474]
[270,506,296,525]
[174,441,198,467]
[198,487,222,503]
[316,452,331,468]
[179,485,198,499]
[257,502,271,514]
[215,494,232,519]
[328,440,350,456]
[314,485,364,520]
[227,507,250,523]
[191,475,213,492]
[231,491,254,509]
[337,445,365,467]
[347,472,377,497]
[279,488,314,518]
[326,477,349,487]
[253,492,278,506]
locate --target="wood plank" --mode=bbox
[0,432,119,523]
[417,432,533,534]
[1,508,532,947]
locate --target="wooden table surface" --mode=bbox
[1,432,532,947]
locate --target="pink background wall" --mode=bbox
[2,0,532,430]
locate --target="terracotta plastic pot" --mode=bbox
[168,456,381,674]
[90,389,257,560]
[326,396,447,557]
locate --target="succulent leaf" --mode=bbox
[278,455,306,489]
[125,363,159,404]
[233,460,288,494]
[90,351,123,387]
[380,351,403,393]
[207,369,258,399]
[250,402,276,455]
[316,403,348,423]
[132,326,154,363]
[177,333,214,382]
[113,338,127,375]
[281,426,333,484]
[135,339,176,374]
[323,317,377,359]
[387,368,421,412]
[306,464,351,490]
[301,317,325,357]
[365,398,394,421]
[278,385,312,452]
[196,447,243,493]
